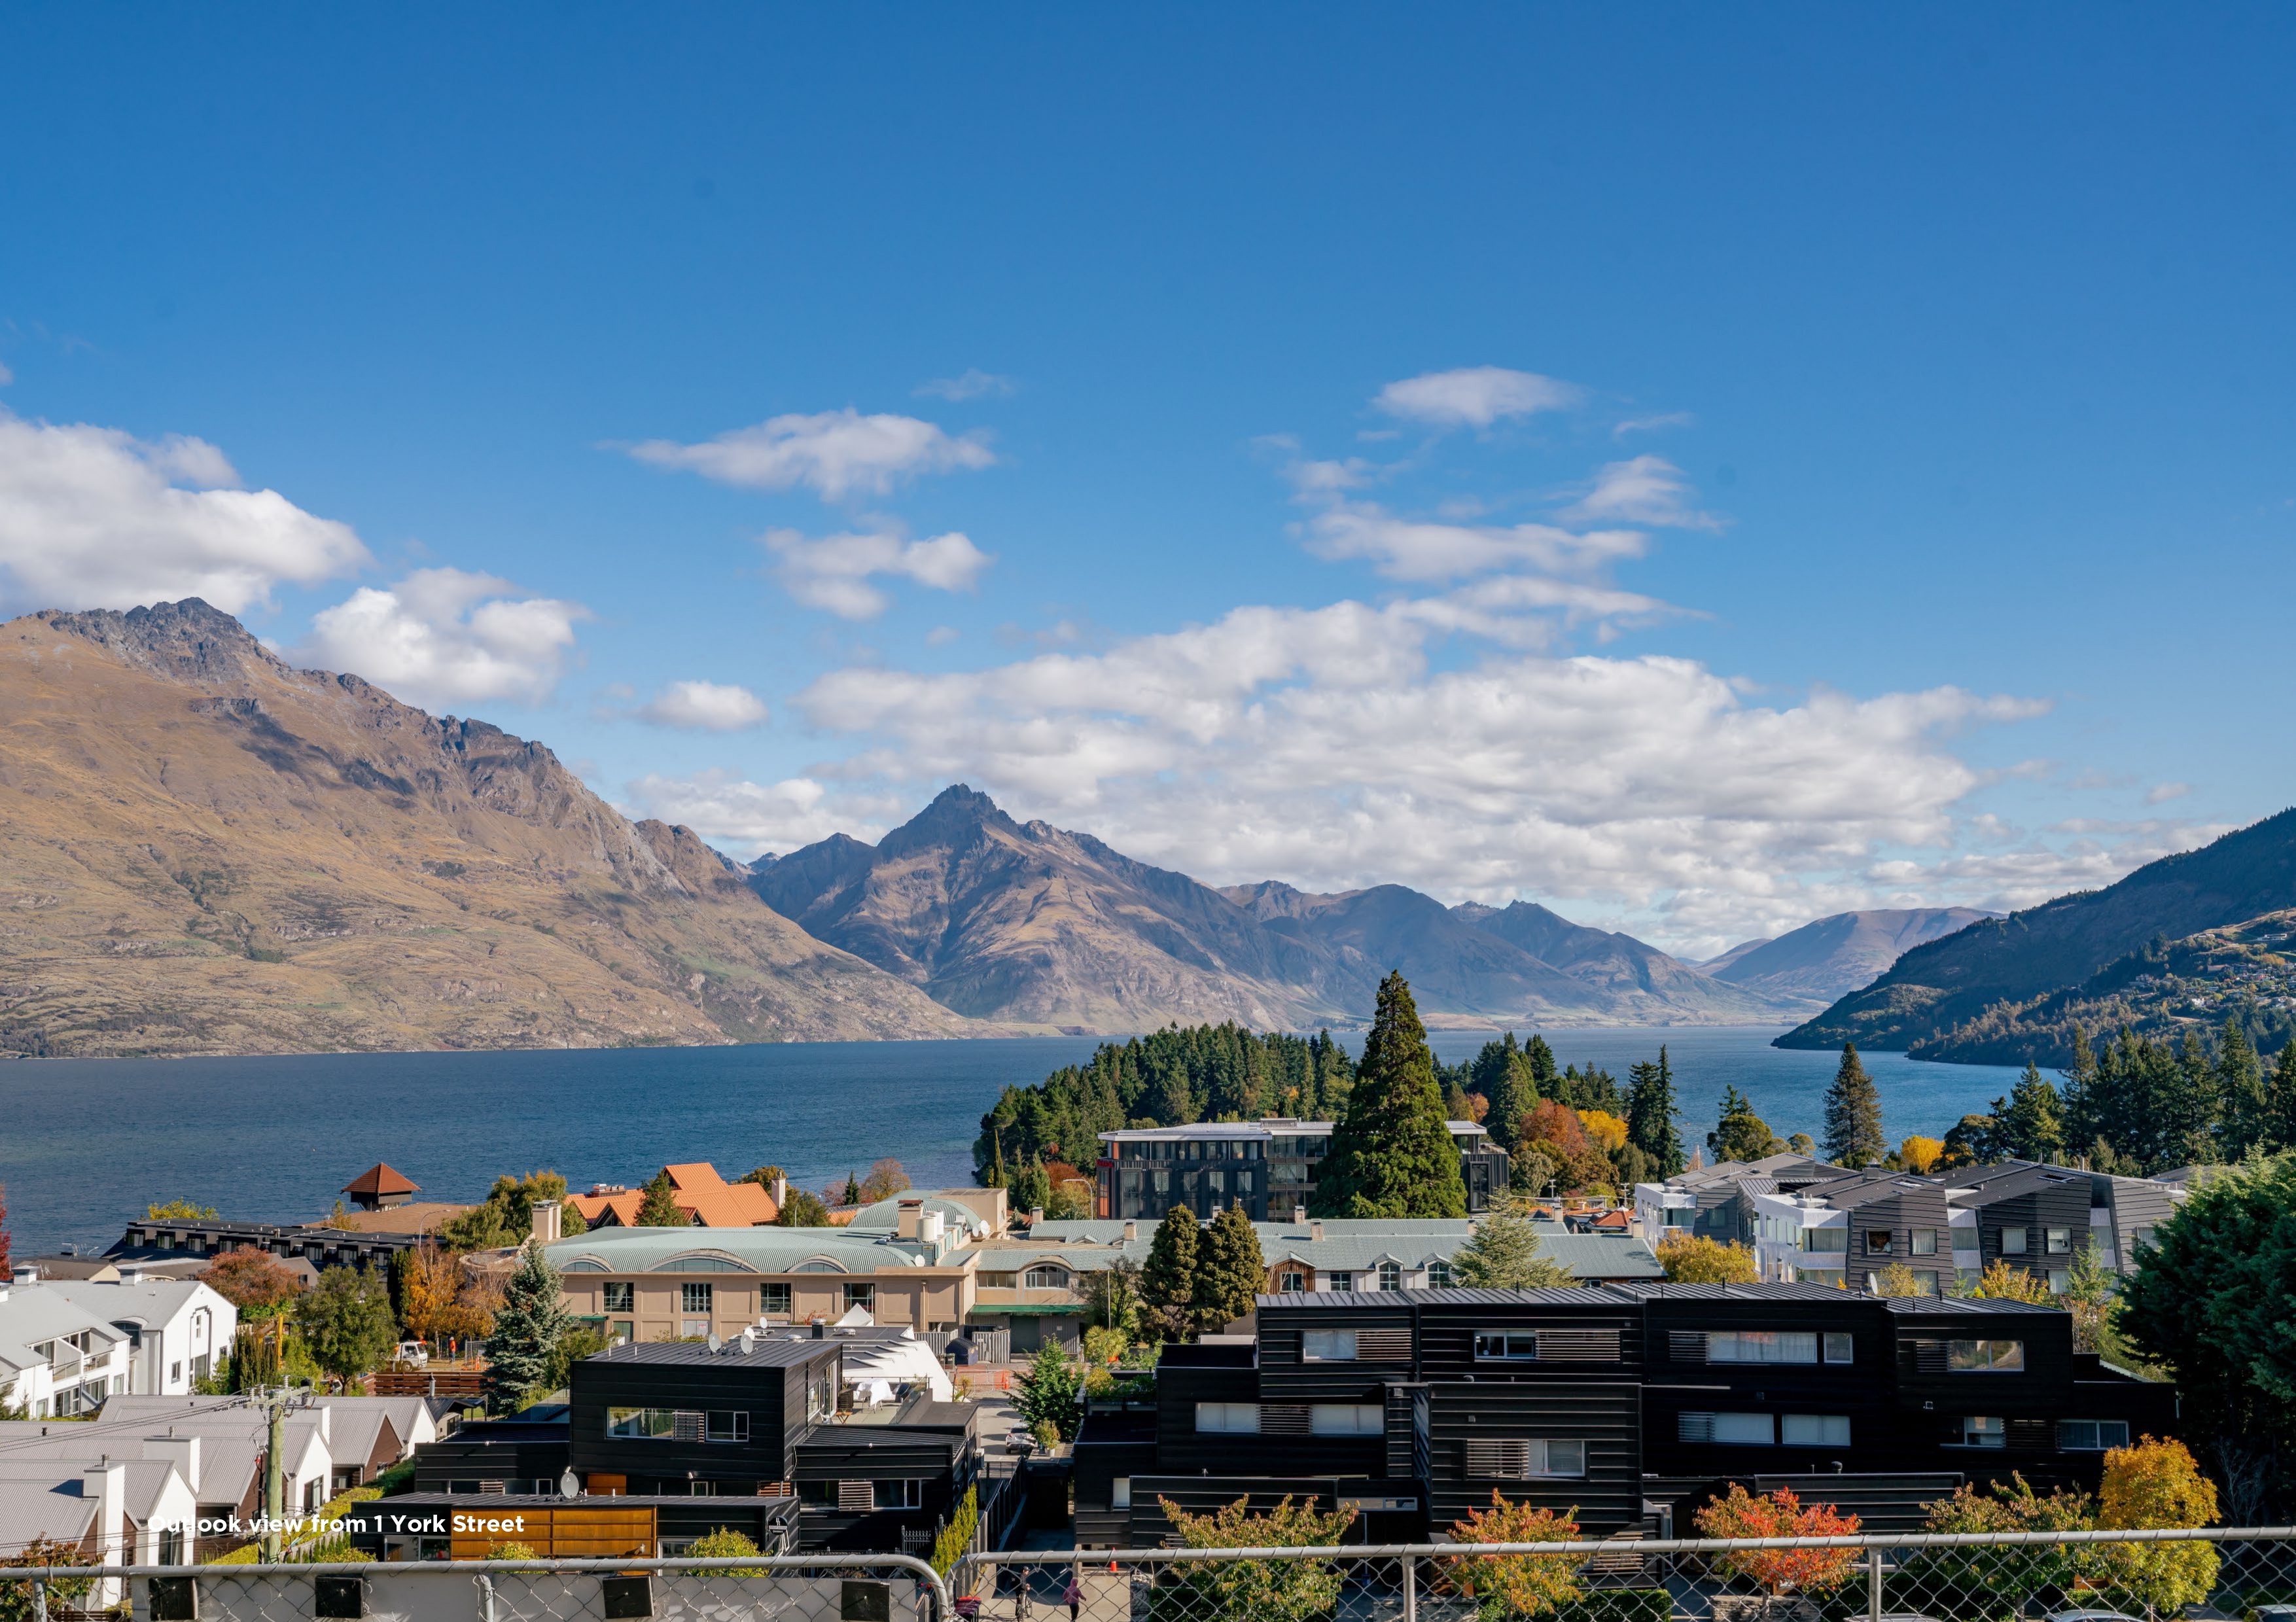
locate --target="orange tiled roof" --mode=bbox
[573,1164,780,1228]
[571,1190,646,1227]
[342,1163,419,1197]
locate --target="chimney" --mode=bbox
[531,1199,561,1245]
[117,1264,146,1285]
[897,1198,925,1240]
[15,1265,37,1286]
[810,1318,827,1339]
[313,1402,332,1443]
[1027,1207,1044,1228]
[771,1174,788,1210]
[143,1433,203,1490]
[1292,1207,1309,1227]
[82,1461,126,1593]
[1310,1221,1324,1242]
[1122,1221,1137,1243]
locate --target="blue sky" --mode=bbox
[1,6,2289,955]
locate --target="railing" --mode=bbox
[0,1555,949,1622]
[954,1526,2296,1622]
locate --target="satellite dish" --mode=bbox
[706,1331,722,1352]
[559,1469,580,1498]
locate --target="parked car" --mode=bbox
[2047,1610,2144,1622]
[1003,1428,1038,1456]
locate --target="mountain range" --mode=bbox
[1780,809,2296,1064]
[750,786,1818,1032]
[0,599,981,1056]
[1701,908,2000,1004]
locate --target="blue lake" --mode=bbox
[0,1028,2028,1257]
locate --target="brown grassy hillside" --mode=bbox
[0,599,987,1056]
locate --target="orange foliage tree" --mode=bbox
[1445,1494,1585,1617]
[198,1246,303,1318]
[1695,1485,1862,1596]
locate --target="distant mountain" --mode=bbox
[1703,908,1999,1006]
[1778,810,2296,1059]
[0,599,986,1056]
[753,786,1811,1032]
[1449,900,1807,1023]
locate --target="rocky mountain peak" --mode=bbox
[39,597,289,687]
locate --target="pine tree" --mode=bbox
[1822,1044,1886,1167]
[296,1262,398,1383]
[1998,1062,2066,1163]
[1452,1203,1572,1289]
[1310,973,1468,1218]
[1625,1047,1685,1176]
[2272,1041,2296,1154]
[2217,1020,2272,1157]
[485,1240,573,1412]
[1193,1205,1265,1331]
[1707,1086,1780,1164]
[2161,1031,2224,1166]
[1140,1206,1201,1341]
[1526,1035,1559,1095]
[635,1169,685,1227]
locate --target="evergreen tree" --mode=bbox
[2161,1031,2223,1166]
[2216,1019,2272,1158]
[1140,1206,1201,1341]
[1706,1085,1781,1164]
[1193,1205,1265,1331]
[1612,1141,1655,1188]
[1822,1044,1886,1167]
[635,1169,685,1227]
[485,1240,573,1412]
[1310,974,1468,1218]
[296,1263,398,1383]
[774,1188,832,1227]
[2273,1041,2296,1153]
[1525,1034,1559,1097]
[1625,1047,1684,1176]
[1452,1203,1572,1289]
[1998,1063,2066,1163]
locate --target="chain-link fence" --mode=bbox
[956,1528,2296,1622]
[0,1556,948,1622]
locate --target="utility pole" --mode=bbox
[251,1386,299,1561]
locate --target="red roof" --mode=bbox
[342,1163,419,1197]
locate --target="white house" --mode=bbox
[0,1271,133,1419]
[44,1275,237,1395]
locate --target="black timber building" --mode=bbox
[1074,1282,2177,1546]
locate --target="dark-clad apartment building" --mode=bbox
[1097,1118,1511,1222]
[1072,1282,2176,1546]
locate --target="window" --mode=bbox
[689,1481,716,1497]
[844,1282,875,1310]
[607,1407,701,1439]
[1464,1439,1586,1477]
[1911,1229,1937,1256]
[1707,1331,1818,1364]
[2046,1228,2073,1255]
[2047,1269,2070,1294]
[1824,1332,1853,1364]
[2058,1419,2131,1452]
[1678,1412,1775,1445]
[1277,1269,1309,1293]
[169,1362,183,1384]
[1309,1405,1385,1436]
[1865,1231,1894,1256]
[1327,1271,1354,1292]
[1377,1262,1402,1291]
[610,1320,634,1345]
[681,1282,713,1314]
[1948,1339,2026,1372]
[2001,1227,2028,1256]
[680,1320,712,1339]
[1302,1330,1358,1362]
[1954,1416,2007,1449]
[1781,1414,1852,1447]
[760,1284,792,1316]
[1474,1331,1540,1361]
[1799,1228,1846,1252]
[1426,1261,1453,1288]
[793,1260,846,1274]
[604,1282,635,1313]
[1023,1265,1071,1289]
[798,1479,836,1507]
[1196,1402,1261,1434]
[874,1479,924,1509]
[706,1411,750,1443]
[1111,1478,1132,1510]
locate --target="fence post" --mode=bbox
[1402,1554,1418,1622]
[1867,1545,1883,1622]
[479,1572,497,1622]
[31,1579,46,1622]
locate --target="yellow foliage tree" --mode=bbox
[1577,1110,1629,1154]
[1898,1135,1945,1174]
[2097,1436,2219,1615]
[1960,1260,2053,1304]
[1443,1494,1585,1616]
[1655,1233,1758,1283]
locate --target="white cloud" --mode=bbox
[1301,495,1648,583]
[0,361,13,387]
[300,567,588,710]
[622,769,857,855]
[0,411,370,613]
[1613,412,1696,438]
[627,408,994,501]
[641,679,769,732]
[2144,781,2191,805]
[764,527,994,620]
[915,370,1017,401]
[1373,366,1583,428]
[791,588,2052,946]
[1561,455,1723,530]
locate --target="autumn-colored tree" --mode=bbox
[0,1539,94,1622]
[1958,1260,2053,1304]
[1903,1476,2096,1615]
[199,1246,304,1318]
[400,1241,499,1344]
[1655,1232,1758,1284]
[858,1158,911,1203]
[2096,1436,2220,1615]
[1157,1496,1360,1622]
[1695,1485,1862,1597]
[1444,1494,1585,1618]
[1523,1099,1589,1155]
[1870,1261,1935,1297]
[1898,1135,1945,1174]
[0,1181,11,1283]
[1577,1110,1629,1154]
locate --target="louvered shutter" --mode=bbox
[1669,1331,1709,1363]
[1354,1328,1413,1361]
[673,1410,706,1441]
[1466,1439,1532,1478]
[1538,1328,1621,1362]
[2009,1418,2053,1453]
[1906,1339,1948,1374]
[838,1480,875,1513]
[1677,1411,1716,1443]
[1260,1404,1311,1436]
